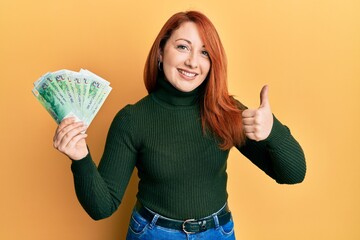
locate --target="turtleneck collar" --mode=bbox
[152,75,201,107]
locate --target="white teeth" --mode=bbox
[179,69,196,77]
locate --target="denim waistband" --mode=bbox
[135,201,231,234]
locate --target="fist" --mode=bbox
[53,117,89,160]
[242,85,274,141]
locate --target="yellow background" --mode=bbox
[1,0,359,239]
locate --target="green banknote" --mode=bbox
[32,87,59,122]
[85,85,112,126]
[33,73,74,123]
[71,72,83,113]
[80,69,111,124]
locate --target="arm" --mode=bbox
[71,106,138,220]
[55,107,138,220]
[237,86,306,184]
[237,115,306,184]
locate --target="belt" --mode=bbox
[135,201,232,234]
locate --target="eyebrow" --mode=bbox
[175,38,192,44]
[175,38,205,48]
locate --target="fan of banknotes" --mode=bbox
[32,69,112,126]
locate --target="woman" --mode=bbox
[53,11,306,240]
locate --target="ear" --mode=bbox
[158,48,163,62]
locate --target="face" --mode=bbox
[159,21,211,92]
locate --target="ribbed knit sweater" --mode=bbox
[71,77,306,220]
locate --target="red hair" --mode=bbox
[144,11,245,149]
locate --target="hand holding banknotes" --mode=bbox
[32,69,111,160]
[53,117,89,160]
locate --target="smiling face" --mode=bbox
[159,21,211,92]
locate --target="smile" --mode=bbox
[178,69,198,78]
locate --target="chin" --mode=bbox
[176,81,201,92]
[177,85,196,92]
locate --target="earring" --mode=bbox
[158,61,163,71]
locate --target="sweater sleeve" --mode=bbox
[236,115,306,184]
[70,106,138,220]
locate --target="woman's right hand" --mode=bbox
[53,117,89,160]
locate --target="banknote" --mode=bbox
[52,69,82,119]
[70,71,84,114]
[32,69,111,126]
[32,88,60,123]
[80,69,111,123]
[33,73,75,123]
[85,85,112,125]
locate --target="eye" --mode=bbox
[176,44,189,51]
[201,50,209,58]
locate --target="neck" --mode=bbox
[153,75,201,106]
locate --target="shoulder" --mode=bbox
[111,95,153,125]
[107,96,151,144]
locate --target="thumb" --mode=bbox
[259,85,270,108]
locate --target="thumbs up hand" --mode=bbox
[242,85,274,141]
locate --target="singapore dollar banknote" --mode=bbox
[32,69,112,126]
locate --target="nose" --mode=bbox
[185,53,198,69]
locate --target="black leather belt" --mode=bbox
[135,201,232,234]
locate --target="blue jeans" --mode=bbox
[126,204,236,240]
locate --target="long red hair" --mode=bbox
[144,11,245,149]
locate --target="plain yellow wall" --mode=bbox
[1,0,359,239]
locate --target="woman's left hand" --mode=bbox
[242,85,274,141]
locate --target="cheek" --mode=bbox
[162,61,175,77]
[162,48,179,65]
[202,61,211,76]
[162,54,177,73]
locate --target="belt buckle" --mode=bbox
[182,219,196,234]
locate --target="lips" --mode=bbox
[178,69,198,78]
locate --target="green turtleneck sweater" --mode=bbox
[71,77,306,220]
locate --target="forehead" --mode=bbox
[169,21,204,45]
